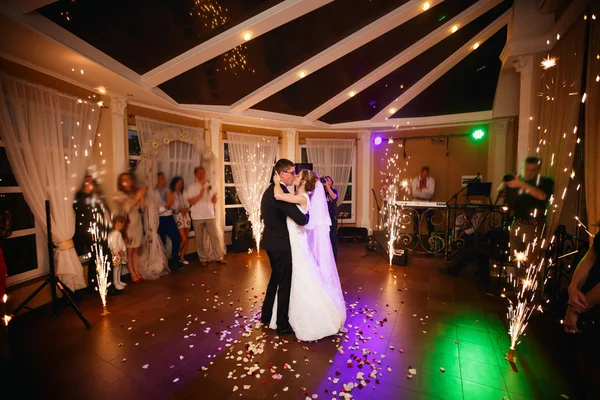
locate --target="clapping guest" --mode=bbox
[323,176,339,260]
[155,172,181,270]
[170,176,191,265]
[185,166,226,267]
[114,172,145,284]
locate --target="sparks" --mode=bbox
[541,55,557,70]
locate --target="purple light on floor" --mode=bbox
[373,136,382,146]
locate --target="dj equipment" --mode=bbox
[338,227,369,242]
[393,200,447,208]
[231,221,254,253]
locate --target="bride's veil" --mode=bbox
[306,180,346,320]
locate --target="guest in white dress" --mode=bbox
[170,176,191,265]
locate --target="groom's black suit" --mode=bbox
[261,183,309,331]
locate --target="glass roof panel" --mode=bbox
[319,0,511,124]
[38,0,285,74]
[159,0,411,105]
[252,0,479,116]
[393,27,507,118]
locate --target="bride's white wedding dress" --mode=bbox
[269,184,346,341]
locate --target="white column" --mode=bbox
[359,130,373,232]
[514,54,535,170]
[487,118,511,195]
[209,119,223,231]
[284,128,298,162]
[110,95,127,174]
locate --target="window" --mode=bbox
[223,141,278,231]
[0,145,48,285]
[128,127,141,172]
[300,145,356,224]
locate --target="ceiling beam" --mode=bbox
[370,9,510,123]
[141,0,332,87]
[229,0,446,114]
[329,110,493,130]
[304,0,503,122]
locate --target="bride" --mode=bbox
[268,170,346,341]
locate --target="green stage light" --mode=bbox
[472,129,485,140]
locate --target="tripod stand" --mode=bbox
[12,200,90,329]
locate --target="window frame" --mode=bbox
[299,144,356,224]
[222,139,278,232]
[0,140,49,286]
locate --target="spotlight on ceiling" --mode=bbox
[97,87,107,95]
[349,91,356,97]
[473,42,480,50]
[388,138,394,144]
[451,25,459,33]
[373,136,383,146]
[422,2,431,11]
[243,32,252,41]
[299,71,306,78]
[389,108,396,114]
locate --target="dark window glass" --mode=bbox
[4,234,38,277]
[225,187,241,205]
[301,148,308,164]
[129,159,138,172]
[0,147,18,187]
[225,207,247,227]
[224,165,234,184]
[344,186,352,202]
[128,130,141,156]
[223,143,230,162]
[0,193,35,231]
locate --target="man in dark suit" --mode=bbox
[260,159,309,335]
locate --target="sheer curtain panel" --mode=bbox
[533,19,586,244]
[227,133,278,252]
[306,139,355,206]
[0,74,101,290]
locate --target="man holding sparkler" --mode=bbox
[497,156,554,261]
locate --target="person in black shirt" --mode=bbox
[323,176,339,260]
[497,156,554,260]
[73,176,122,295]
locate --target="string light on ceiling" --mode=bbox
[191,0,228,29]
[191,1,253,77]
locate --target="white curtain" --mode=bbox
[0,74,100,290]
[227,133,278,251]
[135,118,204,187]
[306,139,355,206]
[134,117,207,275]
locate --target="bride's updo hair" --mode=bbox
[299,170,319,193]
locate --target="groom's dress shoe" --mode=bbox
[276,326,294,335]
[260,317,271,325]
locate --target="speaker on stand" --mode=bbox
[231,220,254,253]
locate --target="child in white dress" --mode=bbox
[108,216,127,290]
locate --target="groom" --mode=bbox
[260,158,309,334]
